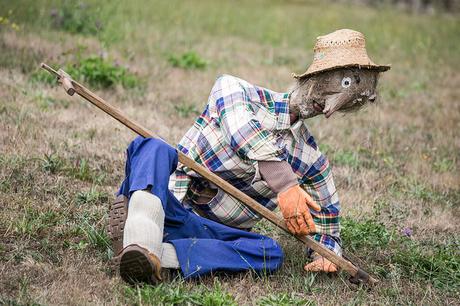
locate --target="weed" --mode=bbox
[41,153,106,184]
[42,153,64,174]
[13,207,59,238]
[391,239,460,292]
[318,143,332,154]
[64,240,89,251]
[406,180,445,203]
[332,149,360,169]
[68,56,140,89]
[433,157,455,172]
[257,292,314,306]
[31,56,140,89]
[356,147,382,169]
[123,280,237,305]
[69,158,106,184]
[342,217,460,292]
[74,158,91,181]
[30,68,57,85]
[75,186,108,205]
[49,1,102,35]
[387,177,453,207]
[35,93,69,110]
[124,283,191,305]
[168,51,207,70]
[174,103,200,118]
[341,217,392,252]
[372,199,410,223]
[252,219,276,236]
[192,281,237,306]
[35,94,56,110]
[78,220,111,256]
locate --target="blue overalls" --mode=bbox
[118,137,284,278]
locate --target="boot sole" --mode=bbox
[107,195,128,256]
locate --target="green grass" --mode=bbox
[433,156,455,172]
[41,153,64,174]
[332,149,360,169]
[257,292,314,306]
[123,281,237,306]
[75,186,108,206]
[77,219,111,257]
[173,103,200,118]
[13,207,60,238]
[41,153,107,184]
[342,217,460,292]
[48,0,102,36]
[6,0,460,69]
[31,55,141,89]
[34,93,69,111]
[168,51,208,70]
[341,217,392,252]
[392,239,460,292]
[0,38,42,73]
[70,158,98,182]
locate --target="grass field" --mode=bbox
[1,0,459,305]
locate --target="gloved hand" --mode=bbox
[277,185,321,235]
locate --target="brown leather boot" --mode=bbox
[119,244,162,284]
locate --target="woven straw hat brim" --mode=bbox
[293,63,390,79]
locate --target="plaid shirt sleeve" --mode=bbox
[281,122,341,255]
[210,75,286,162]
[302,156,341,256]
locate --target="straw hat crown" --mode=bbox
[293,29,390,79]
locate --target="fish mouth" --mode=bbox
[322,94,348,118]
[323,105,337,118]
[324,109,334,118]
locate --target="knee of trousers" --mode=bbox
[130,136,173,155]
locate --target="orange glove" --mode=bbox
[277,185,321,236]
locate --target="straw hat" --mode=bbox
[293,29,390,79]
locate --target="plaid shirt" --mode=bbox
[172,75,341,255]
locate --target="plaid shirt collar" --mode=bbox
[273,92,292,131]
[289,119,307,143]
[274,92,311,144]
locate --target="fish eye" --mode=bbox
[341,77,352,88]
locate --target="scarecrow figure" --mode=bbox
[108,29,390,283]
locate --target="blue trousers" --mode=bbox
[118,137,283,278]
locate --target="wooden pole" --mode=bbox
[40,63,378,285]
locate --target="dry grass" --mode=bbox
[1,0,459,305]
